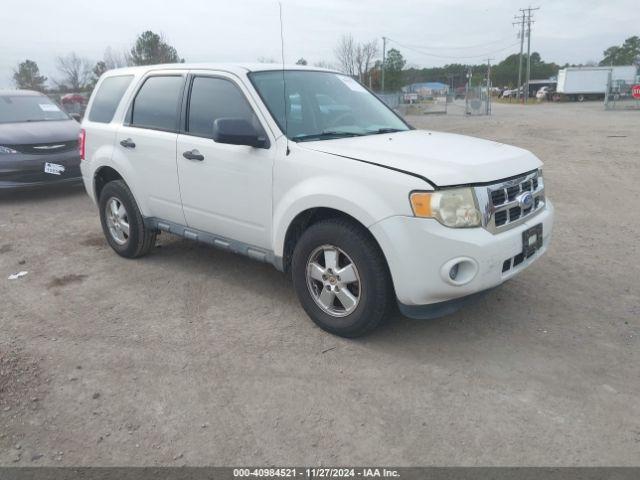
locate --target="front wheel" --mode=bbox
[291,218,394,337]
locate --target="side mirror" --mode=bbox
[212,118,269,149]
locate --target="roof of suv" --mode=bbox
[102,63,339,77]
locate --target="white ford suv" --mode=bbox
[80,64,554,337]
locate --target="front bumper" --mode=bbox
[369,201,554,316]
[0,150,81,189]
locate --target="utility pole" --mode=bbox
[381,36,387,93]
[514,11,526,102]
[515,6,539,103]
[524,7,539,103]
[486,58,493,115]
[465,66,472,114]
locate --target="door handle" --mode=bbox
[183,149,204,161]
[120,138,136,149]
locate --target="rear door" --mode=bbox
[176,72,274,249]
[115,72,186,224]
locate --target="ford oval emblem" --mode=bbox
[518,192,534,209]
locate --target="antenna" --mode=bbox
[279,2,290,155]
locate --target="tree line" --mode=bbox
[12,32,640,94]
[12,31,183,93]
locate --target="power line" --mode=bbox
[392,37,512,51]
[386,37,521,60]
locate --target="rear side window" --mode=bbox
[187,76,260,138]
[130,76,184,132]
[88,75,133,123]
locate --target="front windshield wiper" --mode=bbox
[292,131,365,142]
[21,119,63,122]
[366,127,405,134]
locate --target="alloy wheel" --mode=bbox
[105,197,130,246]
[305,244,361,317]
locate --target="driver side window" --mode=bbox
[187,76,261,138]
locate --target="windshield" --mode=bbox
[249,70,409,142]
[0,94,70,123]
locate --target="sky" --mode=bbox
[1,0,638,88]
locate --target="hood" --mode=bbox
[299,130,542,187]
[0,119,80,146]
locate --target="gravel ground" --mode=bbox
[0,101,638,466]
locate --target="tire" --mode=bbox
[578,94,585,102]
[291,218,394,337]
[98,179,156,258]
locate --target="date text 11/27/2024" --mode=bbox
[233,468,400,478]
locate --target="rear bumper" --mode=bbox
[0,150,81,189]
[369,201,554,316]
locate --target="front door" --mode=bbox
[177,73,274,250]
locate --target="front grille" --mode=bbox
[7,140,78,155]
[479,170,545,233]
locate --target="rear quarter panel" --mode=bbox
[81,71,147,211]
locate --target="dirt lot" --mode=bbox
[0,101,638,466]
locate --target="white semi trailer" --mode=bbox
[556,66,638,101]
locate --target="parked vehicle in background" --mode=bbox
[501,88,514,98]
[536,86,554,101]
[501,87,523,99]
[81,64,553,337]
[0,90,81,189]
[555,66,638,102]
[60,93,88,121]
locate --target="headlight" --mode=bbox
[410,187,481,228]
[0,146,18,154]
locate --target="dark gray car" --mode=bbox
[0,90,81,189]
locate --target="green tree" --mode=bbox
[397,51,559,91]
[12,59,47,92]
[490,52,558,88]
[600,36,640,66]
[130,31,184,65]
[296,58,308,65]
[384,48,405,91]
[88,61,108,90]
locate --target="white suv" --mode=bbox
[80,64,554,337]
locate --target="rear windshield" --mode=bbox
[88,75,134,123]
[0,94,69,123]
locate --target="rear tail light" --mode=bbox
[78,129,86,161]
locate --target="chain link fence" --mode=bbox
[465,86,491,116]
[605,70,640,110]
[375,92,402,109]
[377,91,449,116]
[380,86,495,117]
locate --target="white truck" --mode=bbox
[79,64,554,337]
[556,65,638,102]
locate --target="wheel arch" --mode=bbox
[94,165,124,201]
[279,206,389,274]
[93,165,149,218]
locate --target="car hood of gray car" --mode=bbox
[0,119,80,145]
